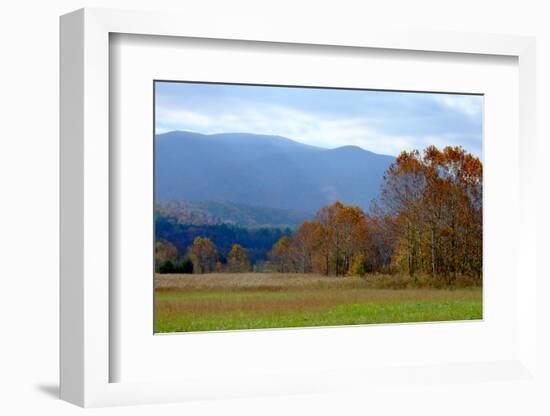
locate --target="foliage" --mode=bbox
[187,237,219,274]
[158,260,175,274]
[227,244,250,272]
[155,239,179,272]
[156,145,482,283]
[266,146,482,281]
[157,258,194,274]
[268,236,293,272]
[374,145,483,281]
[156,199,310,228]
[155,214,292,265]
[269,201,370,276]
[350,254,367,277]
[175,258,194,274]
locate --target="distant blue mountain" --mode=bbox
[155,131,395,213]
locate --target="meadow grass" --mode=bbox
[155,273,482,333]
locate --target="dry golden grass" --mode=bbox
[154,273,482,332]
[158,287,480,315]
[156,272,372,292]
[155,272,481,292]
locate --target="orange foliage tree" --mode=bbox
[267,146,482,282]
[375,145,482,281]
[186,236,219,274]
[270,201,370,276]
[155,239,179,271]
[268,235,293,272]
[227,243,250,272]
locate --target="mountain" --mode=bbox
[157,200,311,228]
[155,131,395,213]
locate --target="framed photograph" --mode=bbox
[152,81,484,334]
[60,8,538,408]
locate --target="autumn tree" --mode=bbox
[311,201,370,276]
[186,237,219,274]
[155,239,179,272]
[334,204,369,275]
[373,145,482,281]
[227,243,250,272]
[422,146,482,281]
[350,253,367,277]
[212,144,482,284]
[363,212,396,273]
[379,150,427,277]
[267,202,370,276]
[314,202,341,275]
[268,235,293,272]
[290,221,322,273]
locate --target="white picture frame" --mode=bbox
[60,7,538,408]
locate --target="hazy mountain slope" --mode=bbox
[155,131,394,212]
[157,200,311,227]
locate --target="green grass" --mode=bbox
[156,297,481,333]
[155,273,482,333]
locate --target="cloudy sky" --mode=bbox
[155,81,483,158]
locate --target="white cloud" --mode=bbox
[155,126,172,135]
[156,100,481,157]
[156,108,213,128]
[431,95,483,119]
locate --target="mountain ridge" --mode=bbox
[157,130,392,156]
[155,130,395,213]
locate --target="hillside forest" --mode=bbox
[155,145,482,285]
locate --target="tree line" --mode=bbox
[156,146,482,284]
[156,237,250,274]
[155,217,291,264]
[268,146,482,283]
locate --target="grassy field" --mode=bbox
[155,273,482,333]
